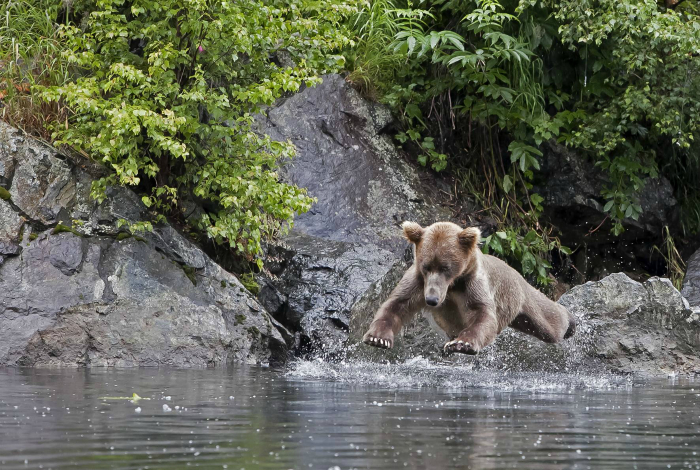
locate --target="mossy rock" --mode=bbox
[51,224,83,237]
[116,232,132,241]
[182,265,197,286]
[239,272,260,295]
[234,314,246,325]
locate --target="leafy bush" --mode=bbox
[482,228,570,285]
[347,0,700,282]
[347,0,567,283]
[551,0,700,235]
[40,0,357,266]
[344,0,406,99]
[0,0,71,138]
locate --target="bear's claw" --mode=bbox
[443,339,477,355]
[364,336,392,349]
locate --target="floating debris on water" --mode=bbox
[99,393,151,402]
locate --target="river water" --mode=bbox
[1,360,699,470]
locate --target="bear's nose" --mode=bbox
[425,296,439,307]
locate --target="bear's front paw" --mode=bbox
[443,339,478,355]
[363,321,394,349]
[363,334,393,349]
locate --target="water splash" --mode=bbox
[286,356,630,391]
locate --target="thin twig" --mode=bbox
[586,215,609,236]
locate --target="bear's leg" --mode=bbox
[509,297,572,343]
[443,305,498,355]
[363,266,423,349]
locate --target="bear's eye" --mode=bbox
[439,265,450,273]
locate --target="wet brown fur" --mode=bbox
[363,222,576,354]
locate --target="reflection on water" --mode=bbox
[0,362,699,469]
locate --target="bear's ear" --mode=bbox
[402,221,424,244]
[458,227,481,251]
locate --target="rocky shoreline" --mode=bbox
[2,74,699,375]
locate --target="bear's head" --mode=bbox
[402,221,481,308]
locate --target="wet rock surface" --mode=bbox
[682,248,700,308]
[258,233,406,356]
[557,273,700,375]
[255,74,452,353]
[0,121,284,367]
[257,74,451,254]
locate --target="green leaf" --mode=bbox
[502,175,512,193]
[407,36,416,55]
[521,251,536,274]
[430,32,440,49]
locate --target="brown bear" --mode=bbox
[363,221,576,354]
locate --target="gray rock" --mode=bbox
[255,74,453,355]
[4,233,284,367]
[257,74,451,255]
[259,232,404,356]
[0,121,285,367]
[682,248,700,307]
[555,273,700,375]
[0,198,23,254]
[48,232,86,276]
[6,136,77,226]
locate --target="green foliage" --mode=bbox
[652,226,686,290]
[117,218,155,235]
[374,0,547,179]
[51,223,83,237]
[40,0,357,267]
[0,0,71,138]
[182,265,197,286]
[347,0,700,281]
[482,228,570,285]
[0,186,10,201]
[347,0,564,281]
[344,0,406,98]
[239,272,260,295]
[551,0,700,235]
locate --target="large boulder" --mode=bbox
[349,272,700,375]
[257,233,406,356]
[0,122,285,367]
[257,74,451,254]
[556,273,700,375]
[255,74,452,351]
[682,248,700,307]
